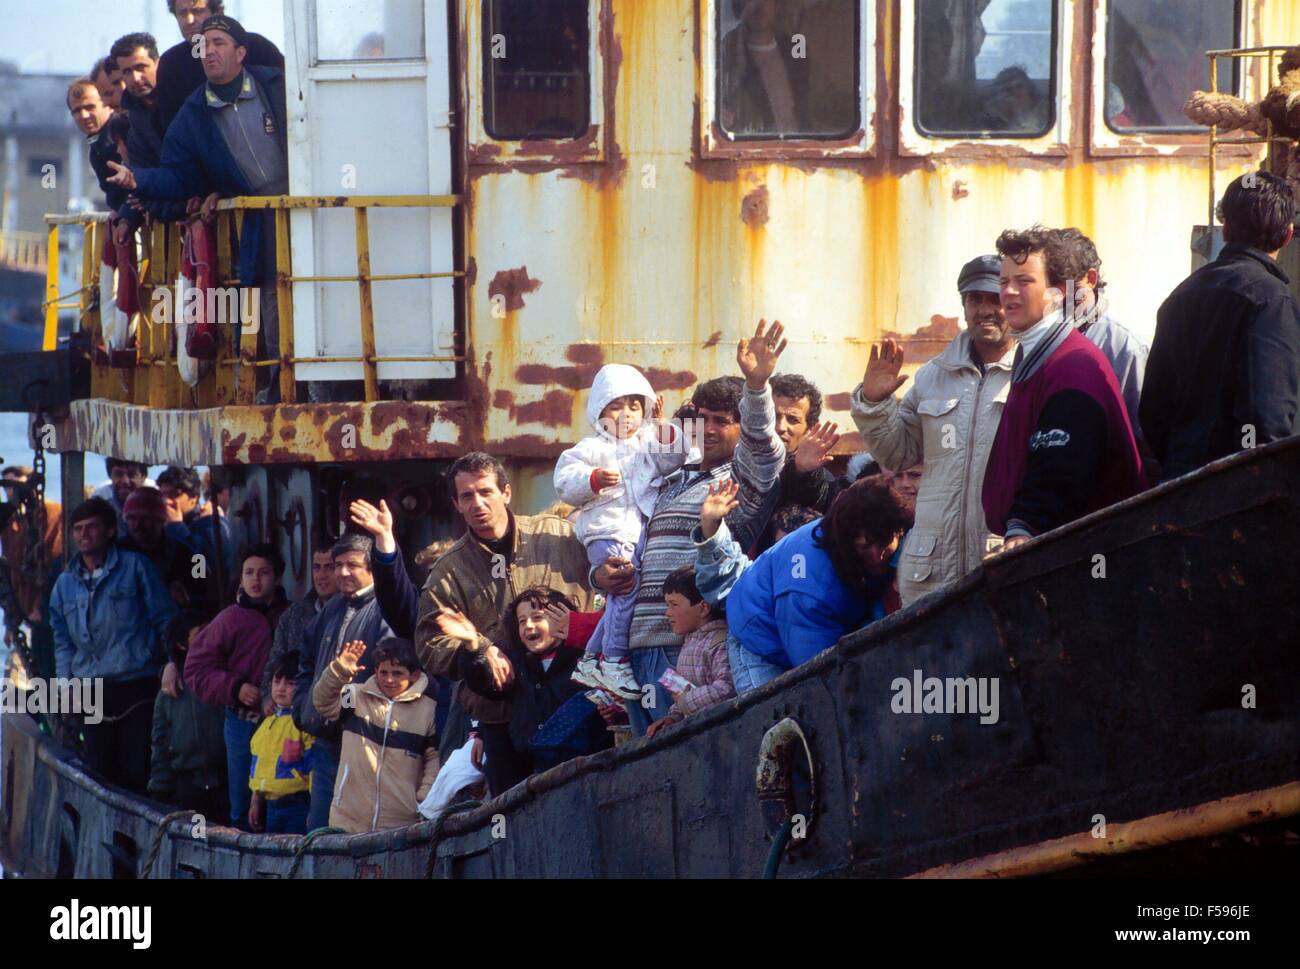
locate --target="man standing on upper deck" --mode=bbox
[982,227,1145,549]
[106,16,288,403]
[156,0,284,131]
[1141,172,1300,483]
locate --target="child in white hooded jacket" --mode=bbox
[554,364,687,698]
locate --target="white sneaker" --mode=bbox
[571,656,603,689]
[596,659,642,700]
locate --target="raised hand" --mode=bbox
[543,601,571,642]
[434,609,478,644]
[793,421,842,473]
[737,319,788,390]
[350,498,396,554]
[861,338,907,403]
[341,639,368,665]
[699,478,740,539]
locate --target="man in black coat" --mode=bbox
[156,0,284,131]
[1141,172,1300,482]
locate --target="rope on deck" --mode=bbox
[286,826,346,879]
[141,810,197,879]
[423,800,484,879]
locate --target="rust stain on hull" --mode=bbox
[516,344,606,390]
[488,267,542,312]
[741,185,770,227]
[643,368,698,391]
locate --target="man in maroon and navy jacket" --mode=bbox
[983,226,1146,550]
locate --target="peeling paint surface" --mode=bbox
[50,1,1300,466]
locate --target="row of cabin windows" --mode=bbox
[311,0,1240,141]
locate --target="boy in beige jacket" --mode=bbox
[312,637,440,833]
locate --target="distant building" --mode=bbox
[0,62,104,333]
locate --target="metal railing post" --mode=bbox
[353,207,380,402]
[275,207,296,403]
[43,223,60,351]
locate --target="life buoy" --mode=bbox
[181,217,219,360]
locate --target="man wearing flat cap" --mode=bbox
[849,255,1018,604]
[107,15,289,403]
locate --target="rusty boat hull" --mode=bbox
[3,437,1298,879]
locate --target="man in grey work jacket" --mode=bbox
[1053,227,1154,479]
[106,15,288,403]
[852,255,1017,604]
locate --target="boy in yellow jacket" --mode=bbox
[249,651,314,833]
[312,637,440,833]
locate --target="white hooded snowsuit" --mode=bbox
[554,364,687,546]
[554,364,687,661]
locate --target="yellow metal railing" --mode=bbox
[1205,45,1299,232]
[43,194,463,407]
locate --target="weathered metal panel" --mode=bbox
[53,399,224,467]
[4,439,1297,878]
[462,0,1297,459]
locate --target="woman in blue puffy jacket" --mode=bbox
[693,477,911,691]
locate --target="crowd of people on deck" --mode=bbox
[17,1,1299,837]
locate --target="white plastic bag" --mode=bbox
[417,739,486,819]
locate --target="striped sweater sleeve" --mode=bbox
[727,383,786,548]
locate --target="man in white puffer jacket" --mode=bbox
[554,364,687,698]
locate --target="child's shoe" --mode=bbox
[596,658,642,700]
[571,656,603,688]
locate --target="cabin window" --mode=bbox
[1104,0,1240,132]
[715,0,861,141]
[314,0,425,61]
[482,0,591,140]
[913,0,1057,138]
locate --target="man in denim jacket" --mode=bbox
[50,497,177,794]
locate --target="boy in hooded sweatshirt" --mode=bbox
[312,637,440,833]
[248,650,314,834]
[184,542,290,829]
[553,363,687,699]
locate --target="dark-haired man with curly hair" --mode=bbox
[982,227,1145,551]
[757,372,840,550]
